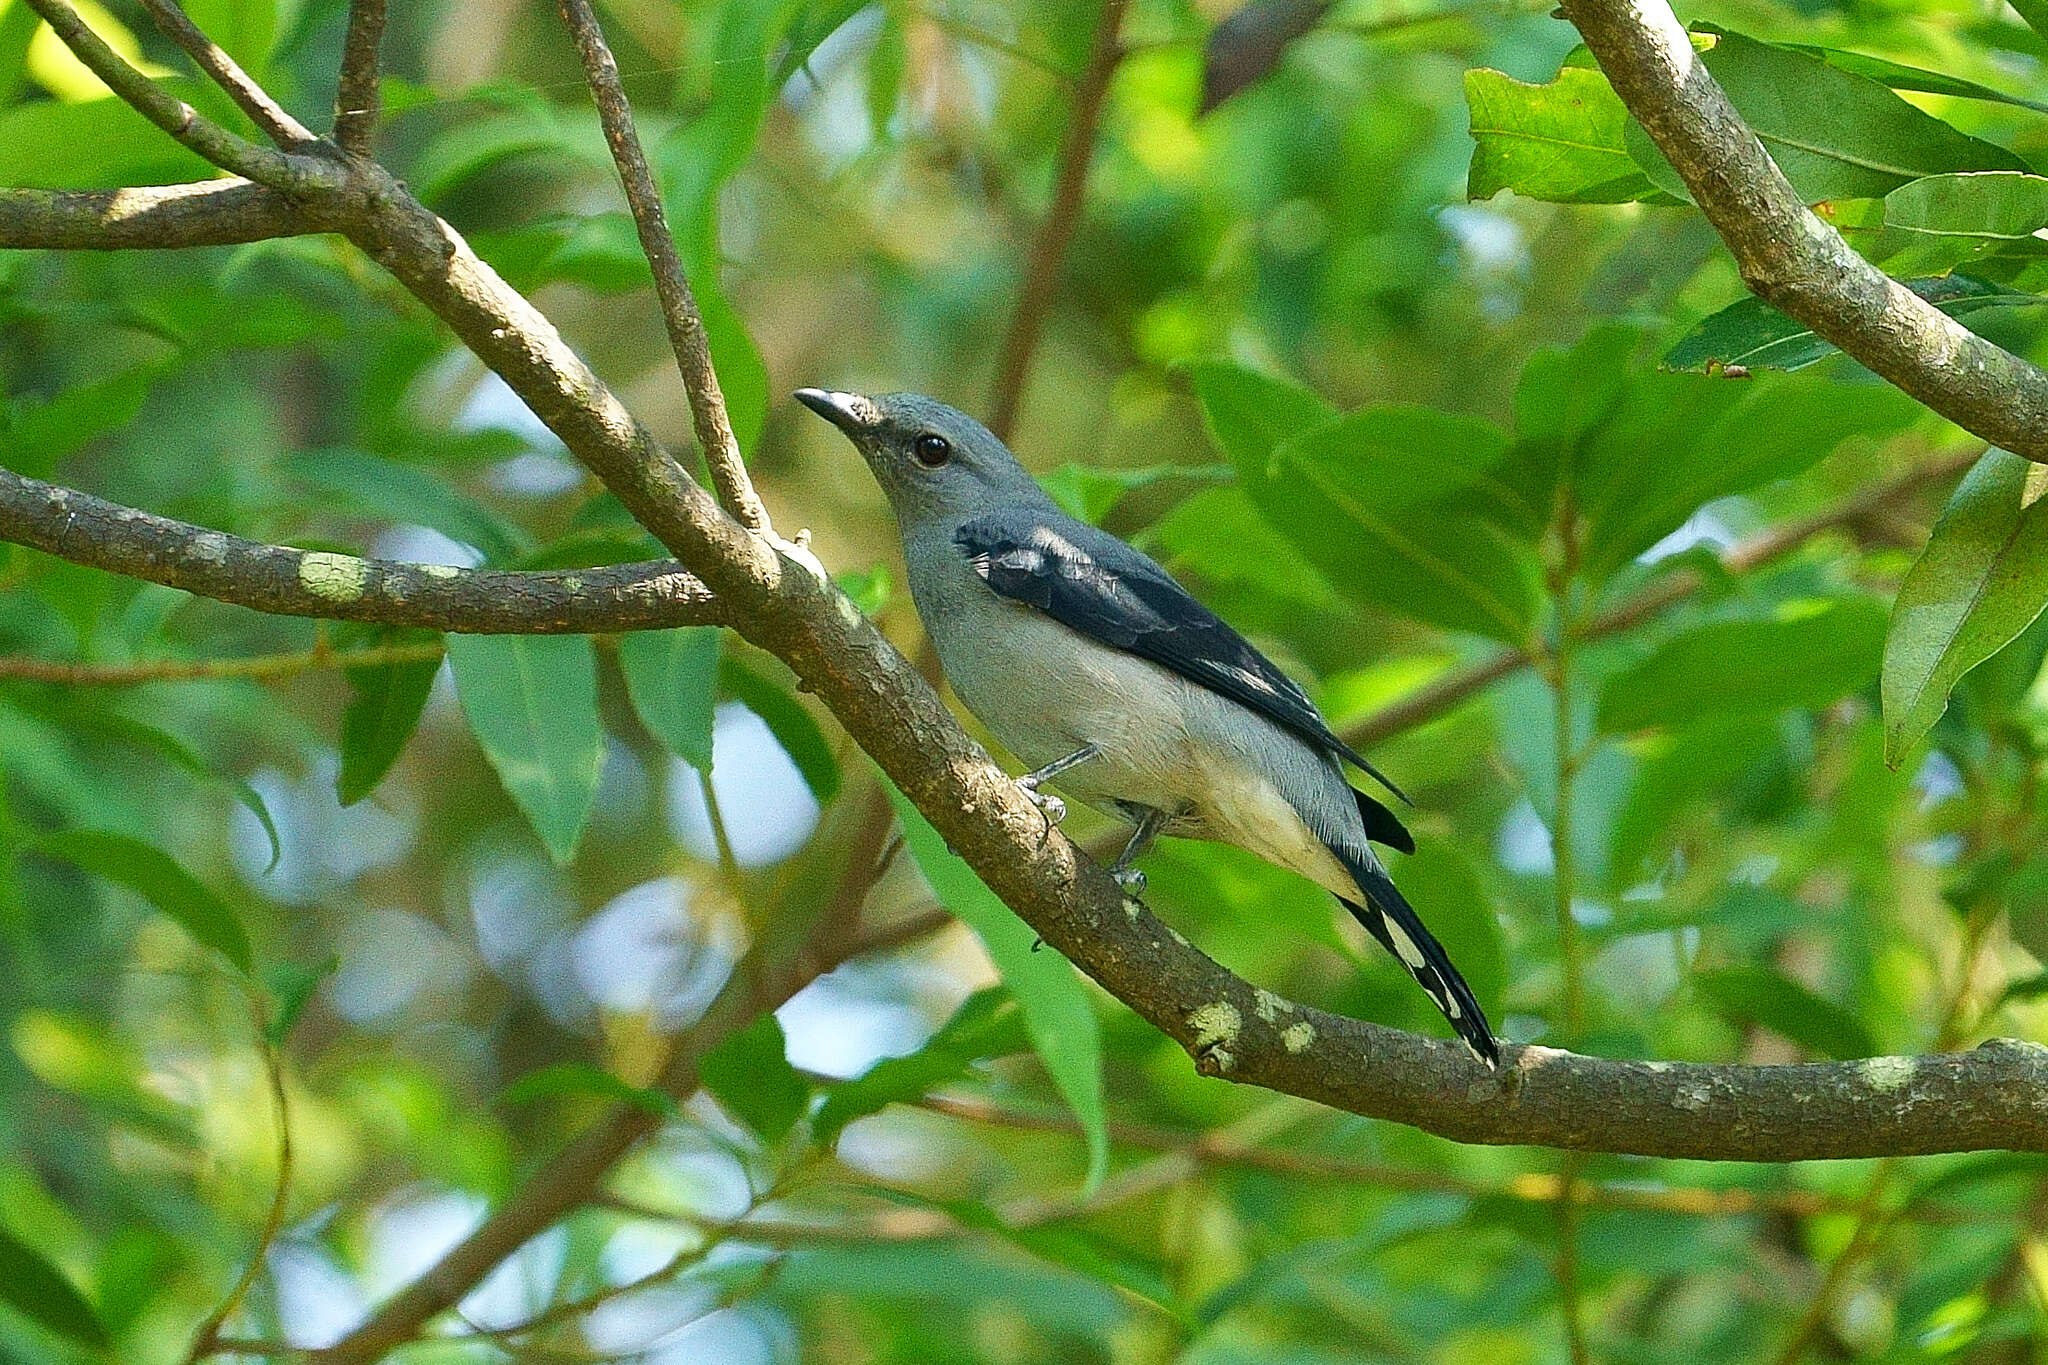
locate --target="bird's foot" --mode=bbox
[1015,776,1066,833]
[1111,866,1147,894]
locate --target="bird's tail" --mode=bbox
[1332,847,1500,1068]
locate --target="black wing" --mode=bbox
[954,511,1412,823]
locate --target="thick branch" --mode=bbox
[0,469,722,633]
[139,0,317,148]
[332,0,387,154]
[1558,0,2048,462]
[18,0,341,195]
[986,0,1129,440]
[556,0,772,534]
[0,181,311,250]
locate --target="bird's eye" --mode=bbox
[912,433,952,468]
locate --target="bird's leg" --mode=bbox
[1108,806,1168,894]
[1015,743,1100,832]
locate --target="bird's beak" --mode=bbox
[794,388,878,438]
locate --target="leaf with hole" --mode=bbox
[1465,65,1664,204]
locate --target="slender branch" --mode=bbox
[556,0,773,534]
[985,0,1129,440]
[0,640,444,685]
[183,993,294,1363]
[0,468,723,634]
[1342,450,1978,747]
[332,0,388,154]
[19,0,341,195]
[1557,0,2048,463]
[0,182,313,250]
[139,0,317,147]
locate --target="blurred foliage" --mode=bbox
[5,0,2048,1360]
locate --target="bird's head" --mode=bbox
[794,388,1042,526]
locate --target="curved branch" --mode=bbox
[19,0,342,195]
[0,182,313,250]
[0,469,723,633]
[1557,0,2048,463]
[557,0,771,535]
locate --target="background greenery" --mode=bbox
[6,0,2048,1360]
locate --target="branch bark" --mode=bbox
[1557,0,2048,463]
[556,0,773,534]
[332,0,387,154]
[0,468,722,633]
[139,0,317,148]
[0,181,312,250]
[18,0,341,196]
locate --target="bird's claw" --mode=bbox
[1016,777,1066,830]
[1111,866,1147,894]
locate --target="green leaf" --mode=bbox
[337,645,443,806]
[1464,65,1663,204]
[866,3,906,135]
[0,365,158,479]
[1574,373,1916,579]
[1876,172,2048,275]
[0,0,39,104]
[1882,450,2048,764]
[774,0,873,87]
[1180,360,1336,474]
[619,628,722,770]
[1664,275,2048,373]
[814,987,1030,1144]
[446,634,605,864]
[0,91,213,188]
[886,786,1108,1192]
[262,955,338,1046]
[40,829,252,974]
[1692,965,1876,1059]
[1787,44,2048,113]
[1040,462,1230,525]
[68,714,285,873]
[1597,599,1888,733]
[698,1013,810,1144]
[1623,32,2029,203]
[499,1062,677,1118]
[2011,0,2048,45]
[938,1198,1186,1322]
[1236,409,1538,643]
[721,658,841,803]
[0,1227,109,1351]
[279,448,529,563]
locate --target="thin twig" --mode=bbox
[985,0,1129,440]
[556,0,773,535]
[332,0,388,154]
[184,994,295,1363]
[0,641,444,686]
[21,0,338,193]
[139,0,317,147]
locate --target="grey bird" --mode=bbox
[796,388,1499,1067]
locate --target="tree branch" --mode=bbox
[556,0,773,534]
[1556,0,2048,463]
[0,181,312,250]
[18,0,341,195]
[1343,449,1978,747]
[0,468,723,633]
[139,0,317,148]
[332,0,387,155]
[985,0,1129,440]
[0,640,444,685]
